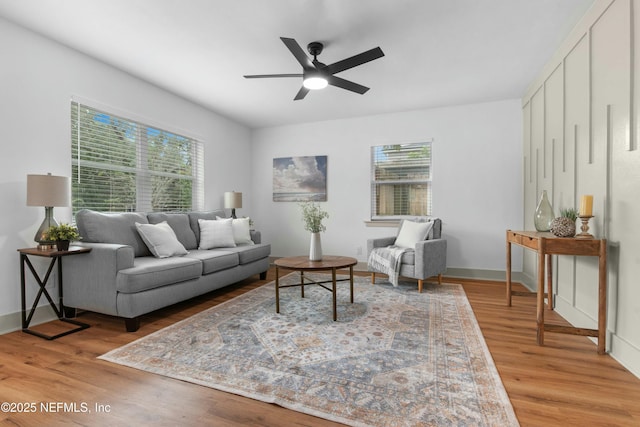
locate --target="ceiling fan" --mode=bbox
[244,37,384,100]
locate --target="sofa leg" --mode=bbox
[125,317,140,332]
[418,279,423,293]
[371,272,376,284]
[63,306,77,319]
[259,271,267,280]
[438,274,443,285]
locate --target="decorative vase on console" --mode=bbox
[534,190,555,232]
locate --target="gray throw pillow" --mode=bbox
[135,221,188,258]
[147,212,198,250]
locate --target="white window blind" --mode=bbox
[371,142,432,219]
[71,101,204,214]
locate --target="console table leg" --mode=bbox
[536,242,546,346]
[598,241,607,354]
[506,234,512,307]
[546,254,553,310]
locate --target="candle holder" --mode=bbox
[575,215,594,239]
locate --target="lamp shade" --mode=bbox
[224,191,242,209]
[27,174,70,207]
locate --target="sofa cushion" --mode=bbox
[198,218,236,249]
[223,243,271,265]
[135,221,188,258]
[116,256,202,293]
[147,212,197,250]
[76,209,151,257]
[187,210,226,246]
[184,250,239,275]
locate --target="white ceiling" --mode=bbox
[0,0,594,129]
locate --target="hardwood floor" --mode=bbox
[2,269,639,426]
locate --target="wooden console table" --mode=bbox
[505,230,607,354]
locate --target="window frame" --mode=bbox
[70,99,204,215]
[370,141,433,220]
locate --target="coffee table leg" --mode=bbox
[332,268,337,321]
[300,271,305,298]
[275,265,280,314]
[350,265,354,304]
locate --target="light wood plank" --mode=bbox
[0,271,639,426]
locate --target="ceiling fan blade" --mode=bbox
[294,86,310,100]
[326,75,369,94]
[280,37,315,70]
[244,74,303,79]
[325,47,384,75]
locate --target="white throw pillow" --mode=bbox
[394,220,435,249]
[135,221,188,258]
[198,218,236,249]
[216,216,254,246]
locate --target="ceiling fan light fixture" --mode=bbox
[303,75,328,90]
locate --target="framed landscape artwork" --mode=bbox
[273,155,327,202]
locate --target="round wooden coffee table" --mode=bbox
[274,255,358,321]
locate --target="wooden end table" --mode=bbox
[505,230,607,354]
[18,246,92,340]
[274,255,358,321]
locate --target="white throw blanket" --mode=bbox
[368,246,408,287]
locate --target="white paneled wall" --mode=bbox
[522,0,640,377]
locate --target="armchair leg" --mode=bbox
[418,279,423,293]
[438,274,443,285]
[371,272,376,284]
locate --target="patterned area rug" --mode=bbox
[100,274,519,426]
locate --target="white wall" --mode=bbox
[250,99,523,275]
[522,0,640,377]
[0,17,251,330]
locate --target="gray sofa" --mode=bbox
[62,209,271,332]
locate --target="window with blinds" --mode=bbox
[71,101,204,215]
[371,142,432,219]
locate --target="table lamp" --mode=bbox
[224,191,242,219]
[27,173,71,244]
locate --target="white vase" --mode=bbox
[309,232,322,261]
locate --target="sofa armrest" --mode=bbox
[62,242,135,316]
[414,238,447,279]
[366,237,396,257]
[250,230,261,244]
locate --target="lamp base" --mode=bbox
[231,208,237,219]
[34,206,59,244]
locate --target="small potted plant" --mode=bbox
[45,223,81,251]
[300,202,329,261]
[550,208,578,237]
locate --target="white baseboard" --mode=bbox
[0,305,57,335]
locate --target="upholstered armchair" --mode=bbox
[367,218,447,292]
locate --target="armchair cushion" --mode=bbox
[394,220,434,249]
